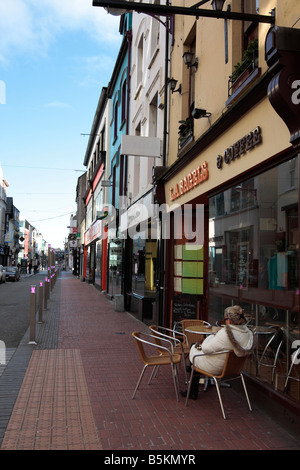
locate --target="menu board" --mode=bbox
[172,294,198,323]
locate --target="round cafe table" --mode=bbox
[185,325,221,337]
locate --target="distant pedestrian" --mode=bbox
[28,263,32,274]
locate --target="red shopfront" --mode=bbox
[83,219,108,291]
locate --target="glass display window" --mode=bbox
[208,157,299,401]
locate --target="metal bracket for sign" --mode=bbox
[93,1,275,25]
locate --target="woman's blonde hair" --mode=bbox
[224,305,246,325]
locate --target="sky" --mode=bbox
[0,0,122,249]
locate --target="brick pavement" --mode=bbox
[0,271,299,451]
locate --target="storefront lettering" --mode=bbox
[216,126,262,169]
[84,219,102,245]
[169,161,208,201]
[291,80,300,105]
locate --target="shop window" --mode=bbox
[208,157,299,402]
[108,241,123,297]
[131,236,157,298]
[174,244,204,295]
[231,179,257,212]
[95,240,102,288]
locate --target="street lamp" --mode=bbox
[211,0,225,11]
[168,78,181,94]
[183,51,198,70]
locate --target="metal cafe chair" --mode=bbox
[185,350,252,420]
[181,319,212,346]
[257,327,284,384]
[131,331,182,401]
[149,324,189,383]
[275,346,300,393]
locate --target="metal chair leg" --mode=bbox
[240,373,252,411]
[132,364,148,399]
[185,367,194,406]
[148,365,159,384]
[171,363,179,402]
[213,377,226,419]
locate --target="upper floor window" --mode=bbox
[178,28,196,154]
[100,125,105,151]
[121,80,126,125]
[114,100,118,141]
[137,34,144,86]
[150,1,160,58]
[227,0,259,103]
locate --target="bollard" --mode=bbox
[45,277,50,302]
[38,281,43,323]
[47,277,50,300]
[29,285,37,344]
[0,340,5,366]
[44,277,48,310]
[48,268,51,291]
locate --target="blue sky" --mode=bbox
[0,0,121,249]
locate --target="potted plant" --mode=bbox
[230,39,258,91]
[178,117,194,151]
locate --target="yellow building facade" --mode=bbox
[159,0,300,412]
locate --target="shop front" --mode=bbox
[122,190,158,323]
[208,156,299,403]
[162,78,300,412]
[83,219,107,291]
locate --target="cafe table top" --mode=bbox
[185,325,221,335]
[249,325,275,335]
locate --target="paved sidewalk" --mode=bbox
[0,271,299,451]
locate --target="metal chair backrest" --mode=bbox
[148,325,168,355]
[221,351,247,378]
[181,319,211,345]
[258,327,284,383]
[132,331,152,365]
[132,331,177,364]
[131,331,181,401]
[285,347,300,390]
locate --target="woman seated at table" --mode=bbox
[182,305,254,399]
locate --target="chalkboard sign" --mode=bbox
[172,294,198,323]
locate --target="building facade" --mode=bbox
[82,87,110,290]
[156,0,299,411]
[4,197,20,266]
[105,14,132,301]
[121,8,169,323]
[0,164,9,265]
[84,0,300,419]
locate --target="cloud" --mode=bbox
[0,0,121,64]
[73,54,118,87]
[44,101,72,109]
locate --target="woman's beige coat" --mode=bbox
[189,325,254,375]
